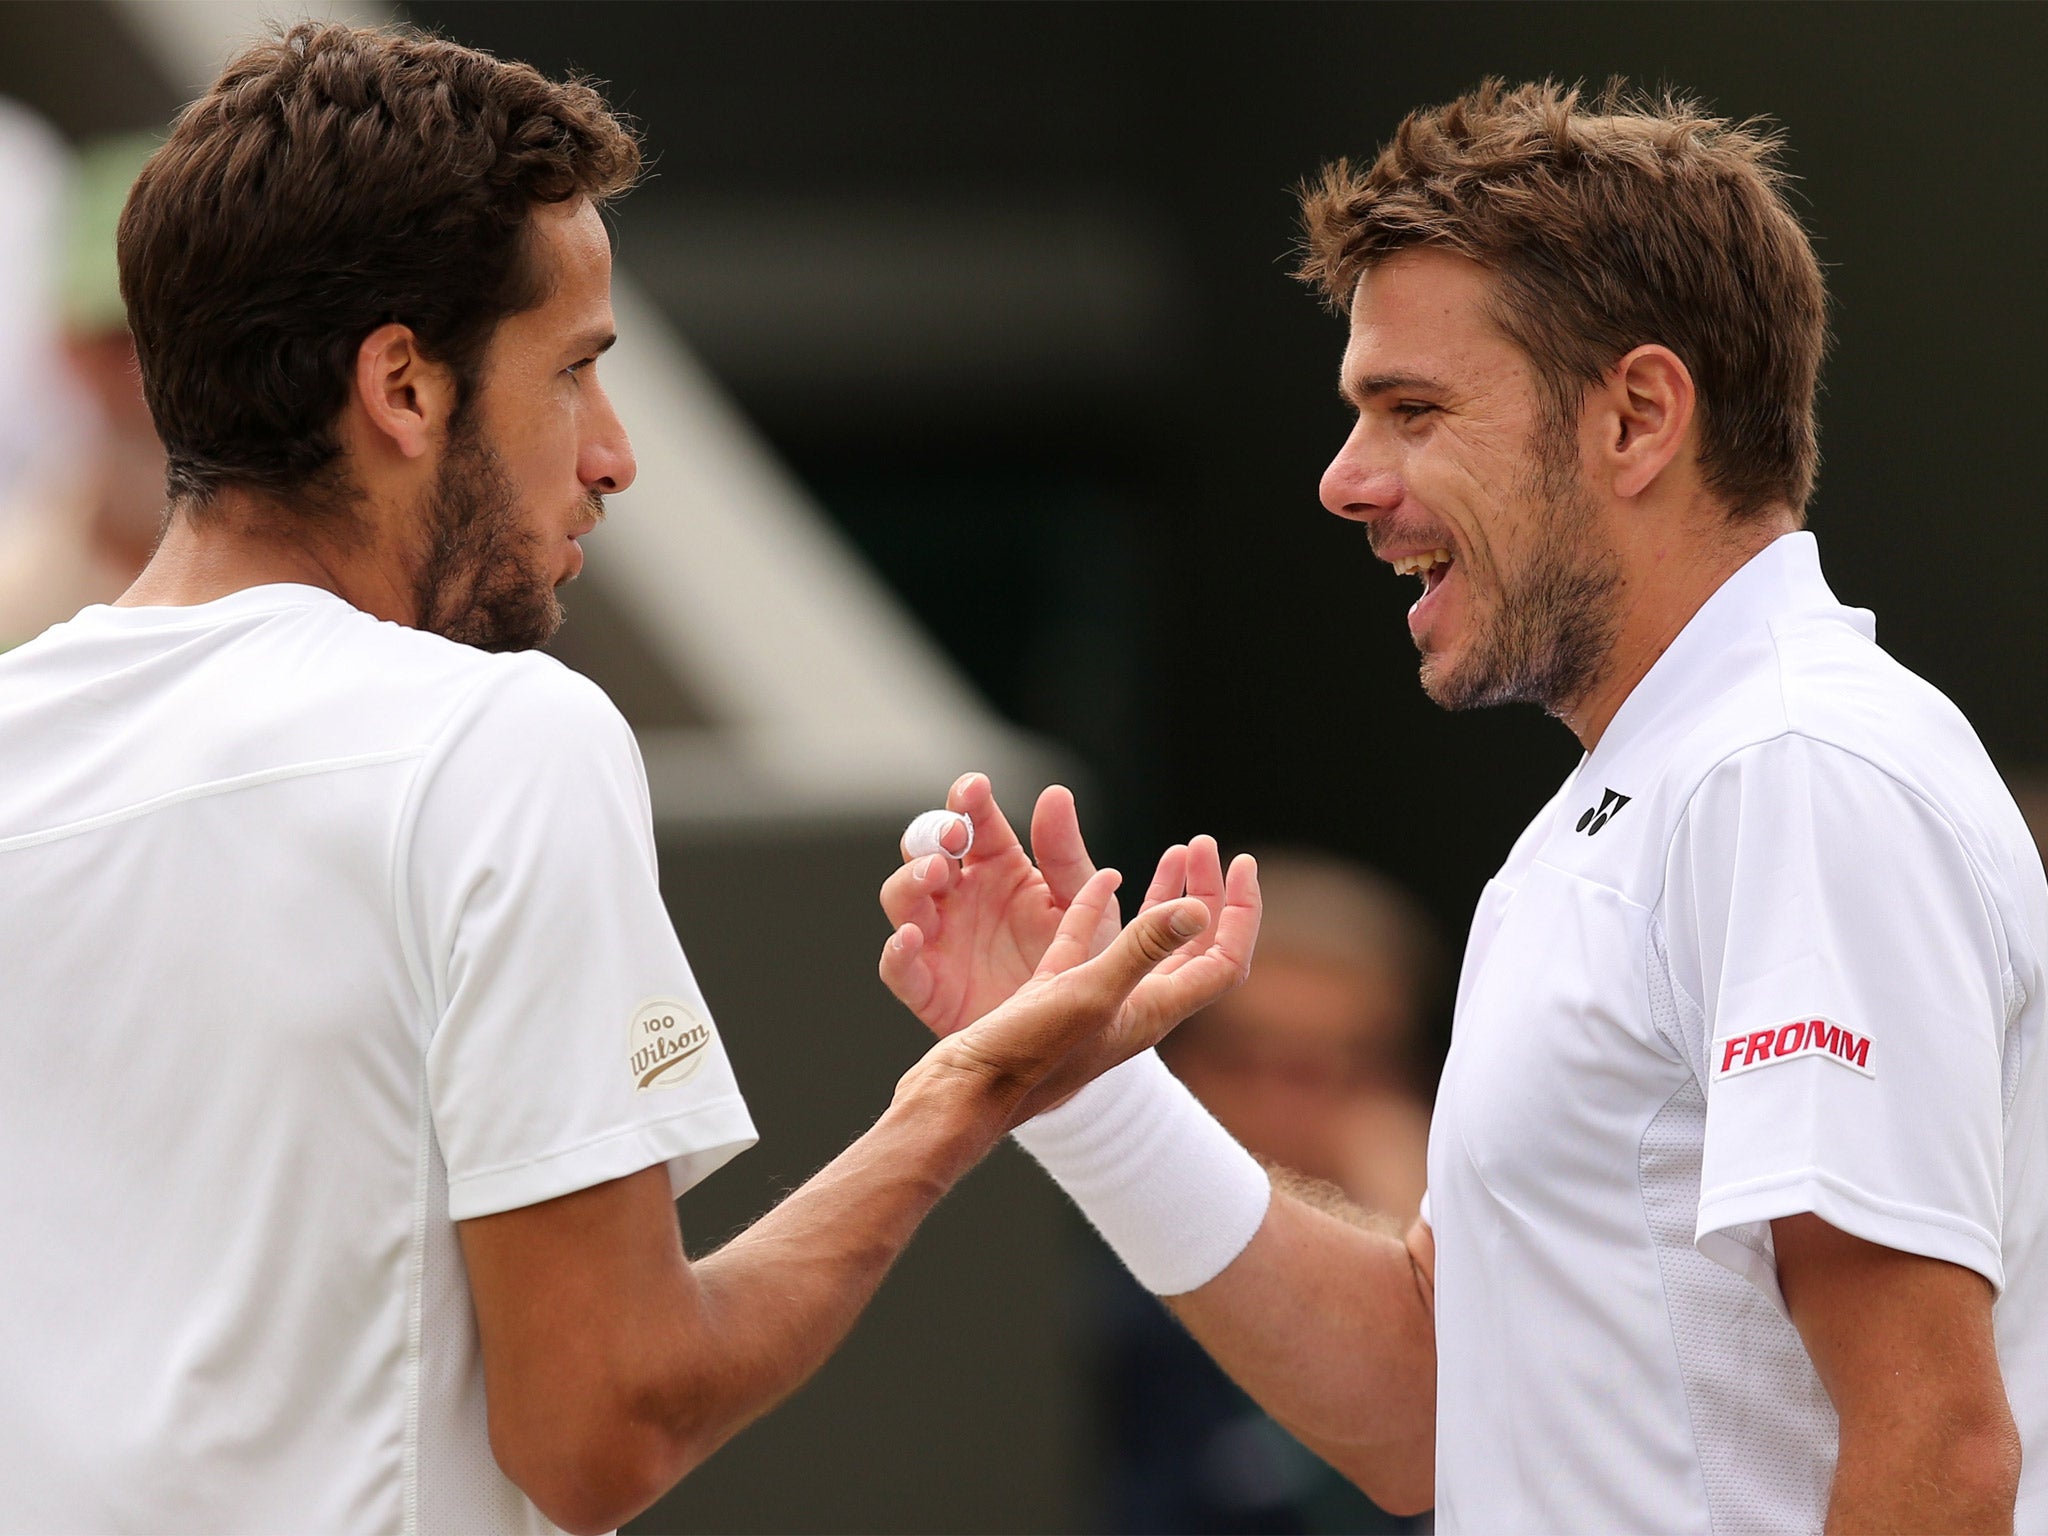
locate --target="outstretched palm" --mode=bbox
[879,775,1256,1078]
[879,776,1109,1036]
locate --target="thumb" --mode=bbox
[1069,895,1209,1004]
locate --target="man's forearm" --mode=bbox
[1824,1410,2019,1535]
[477,1072,1005,1533]
[1013,1057,1436,1512]
[1167,1185,1437,1515]
[650,1072,999,1478]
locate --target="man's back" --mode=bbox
[0,584,755,1531]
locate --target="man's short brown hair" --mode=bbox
[120,23,640,509]
[1298,79,1828,520]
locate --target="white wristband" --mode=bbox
[1011,1049,1271,1296]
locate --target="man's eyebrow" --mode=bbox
[1339,371,1445,406]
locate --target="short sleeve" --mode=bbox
[1666,734,2009,1308]
[402,658,756,1221]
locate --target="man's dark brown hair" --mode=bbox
[1299,79,1828,520]
[119,22,640,509]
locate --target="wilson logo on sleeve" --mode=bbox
[1712,1017,1874,1081]
[630,1000,713,1091]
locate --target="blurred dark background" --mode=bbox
[6,2,2045,1530]
[405,0,2048,954]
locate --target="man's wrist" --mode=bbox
[884,1057,1015,1191]
[1011,1049,1272,1295]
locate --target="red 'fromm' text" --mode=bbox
[1713,1018,1874,1080]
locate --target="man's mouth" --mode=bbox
[1391,547,1454,597]
[1387,545,1459,642]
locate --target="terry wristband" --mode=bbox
[1011,1048,1272,1296]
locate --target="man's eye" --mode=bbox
[566,358,594,379]
[1394,402,1436,420]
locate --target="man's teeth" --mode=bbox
[1391,549,1452,578]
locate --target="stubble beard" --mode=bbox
[411,421,573,654]
[1420,427,1623,717]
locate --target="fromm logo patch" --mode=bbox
[1713,1017,1873,1080]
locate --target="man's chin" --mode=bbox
[1417,637,1470,710]
[1418,653,1468,710]
[1418,646,1519,713]
[435,583,564,654]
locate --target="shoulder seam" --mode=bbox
[1527,853,1654,915]
[1649,731,2013,1001]
[1648,727,1980,915]
[0,747,425,854]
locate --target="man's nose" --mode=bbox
[582,383,638,496]
[1319,423,1403,524]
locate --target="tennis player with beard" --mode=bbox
[0,24,1261,1535]
[882,82,2048,1533]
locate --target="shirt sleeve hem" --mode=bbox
[1697,1167,2004,1316]
[447,1095,760,1220]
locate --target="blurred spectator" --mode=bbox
[1092,850,1444,1535]
[0,132,164,651]
[0,98,69,521]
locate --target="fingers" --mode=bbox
[1124,853,1263,1032]
[1145,836,1219,978]
[1138,835,1212,978]
[899,812,971,862]
[1138,843,1189,912]
[877,921,934,1014]
[948,772,1028,869]
[1029,784,1098,905]
[1211,852,1261,971]
[1184,834,1226,918]
[879,852,958,930]
[1033,867,1125,980]
[1062,890,1212,1002]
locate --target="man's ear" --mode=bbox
[1600,344,1696,500]
[350,322,456,461]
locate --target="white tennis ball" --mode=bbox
[902,809,973,861]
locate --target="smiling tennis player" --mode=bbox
[883,81,2048,1534]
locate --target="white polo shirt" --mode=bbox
[0,585,757,1534]
[1427,532,2048,1533]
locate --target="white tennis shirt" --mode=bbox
[0,585,757,1533]
[1427,532,2048,1533]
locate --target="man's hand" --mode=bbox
[877,773,1121,1035]
[879,772,1253,1032]
[1775,1213,2019,1534]
[896,851,1260,1127]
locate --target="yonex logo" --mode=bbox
[1575,788,1631,835]
[1713,1017,1874,1080]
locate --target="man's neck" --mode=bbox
[1560,507,1801,751]
[117,490,416,627]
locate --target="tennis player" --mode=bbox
[0,24,1258,1535]
[882,81,2047,1533]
